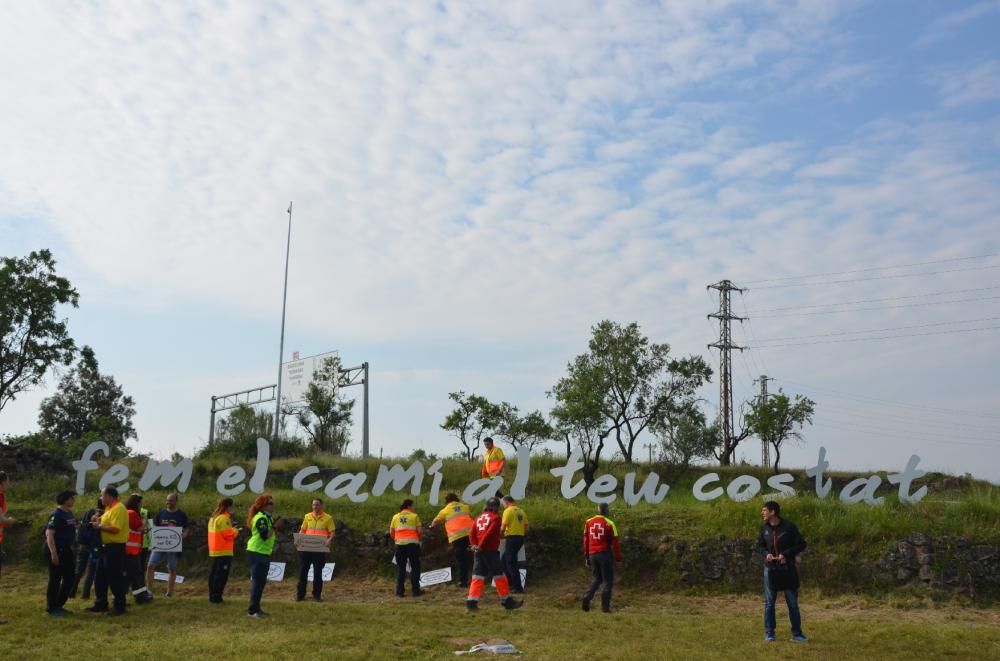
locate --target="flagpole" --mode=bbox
[274,201,293,440]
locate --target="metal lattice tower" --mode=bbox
[754,374,772,468]
[707,279,745,465]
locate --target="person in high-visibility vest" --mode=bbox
[246,493,281,618]
[500,495,528,594]
[0,471,14,624]
[207,497,239,604]
[582,502,623,613]
[297,498,335,602]
[86,485,129,616]
[466,497,522,611]
[139,503,150,574]
[480,437,505,479]
[388,499,423,597]
[429,493,474,587]
[123,493,152,605]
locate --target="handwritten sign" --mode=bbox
[293,533,332,553]
[306,563,336,582]
[150,526,183,552]
[153,571,184,583]
[267,562,286,581]
[419,567,452,588]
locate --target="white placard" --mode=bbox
[267,562,286,581]
[153,571,185,584]
[498,539,527,562]
[492,569,526,588]
[149,526,183,552]
[419,567,452,588]
[294,533,332,553]
[306,563,336,582]
[281,350,338,404]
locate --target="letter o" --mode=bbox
[726,475,761,502]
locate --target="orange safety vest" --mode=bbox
[126,509,143,555]
[482,447,505,477]
[444,507,474,544]
[208,513,237,557]
[391,509,421,545]
[301,512,334,536]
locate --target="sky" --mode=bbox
[1,1,998,483]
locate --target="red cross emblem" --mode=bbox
[476,515,491,531]
[589,523,605,539]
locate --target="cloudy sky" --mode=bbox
[2,1,998,483]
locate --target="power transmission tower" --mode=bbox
[754,374,773,469]
[707,279,745,466]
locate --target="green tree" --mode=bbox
[440,391,501,461]
[652,401,718,472]
[744,390,816,473]
[287,356,355,455]
[494,403,553,454]
[0,249,79,412]
[200,403,304,459]
[35,346,136,458]
[549,353,610,485]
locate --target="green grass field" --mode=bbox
[1,567,998,660]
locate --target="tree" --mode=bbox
[744,390,816,473]
[494,403,553,454]
[35,346,136,458]
[199,403,304,459]
[287,356,355,455]
[549,352,611,486]
[440,391,501,461]
[652,401,718,472]
[566,320,713,464]
[0,249,79,412]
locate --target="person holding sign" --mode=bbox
[388,499,423,597]
[429,493,474,587]
[480,438,505,479]
[145,492,189,598]
[207,497,238,604]
[246,493,280,618]
[296,498,334,602]
[759,500,808,643]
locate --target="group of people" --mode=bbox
[0,442,810,641]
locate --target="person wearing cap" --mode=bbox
[466,497,522,611]
[500,495,528,594]
[429,493,475,587]
[389,499,423,597]
[581,502,623,613]
[759,500,808,643]
[480,438,505,479]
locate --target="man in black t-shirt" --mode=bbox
[145,493,189,597]
[44,490,78,615]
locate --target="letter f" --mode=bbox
[72,441,110,494]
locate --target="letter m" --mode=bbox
[138,458,194,492]
[371,462,425,497]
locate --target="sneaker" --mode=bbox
[413,589,425,597]
[764,633,776,642]
[502,598,523,611]
[105,610,126,617]
[466,600,478,611]
[47,610,65,617]
[295,596,304,602]
[248,611,269,618]
[56,608,73,616]
[85,604,109,613]
[165,592,173,598]
[582,597,591,612]
[312,595,323,602]
[791,634,809,643]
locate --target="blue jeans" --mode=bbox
[247,552,270,614]
[502,536,525,591]
[763,568,802,636]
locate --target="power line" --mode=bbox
[749,294,1000,318]
[754,316,1000,343]
[742,253,999,285]
[752,324,1000,348]
[817,402,1000,437]
[749,263,1000,290]
[745,285,1000,313]
[813,420,1000,448]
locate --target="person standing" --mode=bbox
[207,497,238,604]
[581,502,622,613]
[72,497,103,600]
[429,493,474,587]
[123,494,152,605]
[44,490,78,616]
[145,492,189,598]
[246,493,279,618]
[0,471,14,624]
[466,497,522,611]
[480,438,505,479]
[389,499,423,597]
[500,496,528,594]
[86,486,129,616]
[758,500,808,643]
[297,498,335,602]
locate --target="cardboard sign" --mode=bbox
[267,562,286,581]
[419,567,452,588]
[306,563,336,582]
[149,526,183,552]
[153,571,185,584]
[293,533,332,553]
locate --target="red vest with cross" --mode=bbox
[583,515,623,560]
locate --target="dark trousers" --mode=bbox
[297,551,327,599]
[502,535,525,591]
[763,568,803,635]
[452,536,471,586]
[94,543,127,613]
[72,544,91,597]
[45,545,76,612]
[247,551,270,614]
[209,556,232,602]
[584,551,615,610]
[124,553,148,602]
[394,544,421,595]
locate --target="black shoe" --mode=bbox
[458,582,469,588]
[466,600,478,611]
[248,610,269,618]
[502,598,523,610]
[582,597,591,612]
[295,595,304,602]
[312,595,323,602]
[105,610,126,617]
[412,589,424,597]
[396,592,405,598]
[512,588,525,594]
[85,604,109,613]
